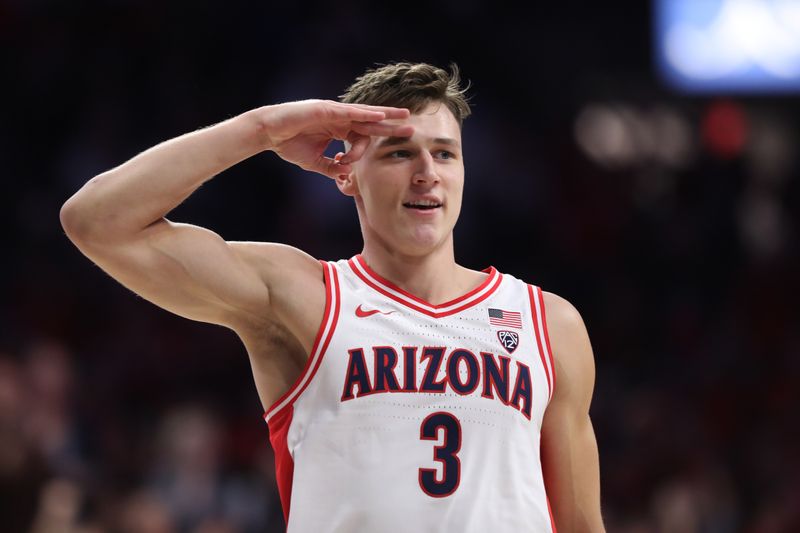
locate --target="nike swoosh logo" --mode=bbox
[355,304,395,318]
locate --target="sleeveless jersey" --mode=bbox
[265,255,557,533]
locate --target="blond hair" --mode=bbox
[340,62,472,128]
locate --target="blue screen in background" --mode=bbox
[654,0,800,93]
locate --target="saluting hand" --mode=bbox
[262,100,414,179]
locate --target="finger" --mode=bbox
[341,103,411,119]
[350,122,415,138]
[340,133,371,164]
[325,104,386,123]
[317,156,352,180]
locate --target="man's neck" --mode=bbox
[360,238,485,306]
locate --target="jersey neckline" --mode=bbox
[347,254,502,318]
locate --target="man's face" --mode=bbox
[342,102,464,257]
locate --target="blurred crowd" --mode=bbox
[0,340,284,533]
[4,1,800,532]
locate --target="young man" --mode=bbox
[61,63,604,532]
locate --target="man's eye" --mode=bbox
[390,150,412,158]
[437,150,455,159]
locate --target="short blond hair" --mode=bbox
[340,62,472,128]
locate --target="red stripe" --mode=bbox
[264,262,340,420]
[546,494,557,532]
[537,287,556,393]
[349,262,432,315]
[353,254,496,309]
[490,319,523,327]
[528,285,552,399]
[268,406,294,524]
[348,256,502,318]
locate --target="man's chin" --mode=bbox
[395,229,452,256]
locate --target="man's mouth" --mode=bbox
[402,200,443,210]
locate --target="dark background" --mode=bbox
[2,1,798,532]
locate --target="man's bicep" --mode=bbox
[75,219,272,328]
[540,292,604,532]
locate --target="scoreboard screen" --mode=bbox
[654,0,800,93]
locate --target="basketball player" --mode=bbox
[60,63,604,532]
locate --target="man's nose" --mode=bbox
[413,152,439,185]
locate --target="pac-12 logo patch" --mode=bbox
[497,331,519,354]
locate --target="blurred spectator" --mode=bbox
[29,478,84,533]
[117,489,176,533]
[147,405,280,533]
[22,340,86,481]
[0,356,50,533]
[148,406,224,531]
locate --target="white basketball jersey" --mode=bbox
[265,255,557,533]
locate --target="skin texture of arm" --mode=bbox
[59,101,414,408]
[59,101,412,336]
[540,291,605,532]
[60,108,316,336]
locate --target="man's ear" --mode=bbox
[335,170,358,197]
[335,139,358,197]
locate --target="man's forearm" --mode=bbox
[60,107,272,242]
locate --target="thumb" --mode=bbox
[339,133,371,164]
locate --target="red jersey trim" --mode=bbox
[347,254,501,318]
[536,286,556,394]
[264,261,341,422]
[268,406,294,524]
[528,284,555,402]
[546,494,558,532]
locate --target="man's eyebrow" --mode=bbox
[376,136,411,149]
[433,137,460,148]
[376,136,461,149]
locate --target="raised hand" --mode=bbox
[263,100,414,179]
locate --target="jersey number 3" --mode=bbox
[419,412,462,497]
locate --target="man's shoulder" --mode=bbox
[226,241,327,348]
[227,241,323,281]
[500,273,584,330]
[227,241,325,315]
[538,290,595,396]
[540,291,584,332]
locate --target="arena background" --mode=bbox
[2,1,799,531]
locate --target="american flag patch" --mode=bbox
[488,308,522,329]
